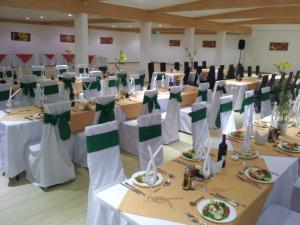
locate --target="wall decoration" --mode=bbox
[203,40,216,48]
[100,37,113,44]
[169,40,180,47]
[60,34,75,43]
[11,32,31,42]
[269,42,288,51]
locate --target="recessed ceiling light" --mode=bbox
[40,16,44,19]
[26,17,30,20]
[158,24,162,27]
[129,25,132,28]
[68,14,73,17]
[112,25,116,28]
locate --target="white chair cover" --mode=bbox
[60,72,76,101]
[256,204,300,225]
[217,95,236,135]
[260,86,272,119]
[241,90,256,128]
[40,80,60,104]
[162,86,182,144]
[151,72,165,89]
[0,66,13,83]
[82,77,101,99]
[293,93,300,127]
[32,66,45,78]
[25,101,75,187]
[138,113,163,170]
[85,121,125,225]
[77,64,89,76]
[190,102,209,151]
[140,90,160,115]
[117,71,128,93]
[89,71,102,79]
[129,74,141,92]
[198,82,213,103]
[208,80,227,129]
[107,76,118,96]
[18,75,38,107]
[0,83,11,109]
[55,65,68,76]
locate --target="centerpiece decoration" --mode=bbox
[273,61,292,133]
[184,46,197,70]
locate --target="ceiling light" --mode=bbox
[129,25,132,28]
[158,24,162,27]
[26,17,30,20]
[112,25,116,28]
[68,14,73,17]
[40,16,44,19]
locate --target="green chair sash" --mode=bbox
[0,71,3,78]
[5,71,12,78]
[86,130,118,153]
[294,84,300,98]
[118,73,128,87]
[197,90,208,101]
[240,96,254,114]
[139,124,162,142]
[59,69,67,75]
[79,68,88,74]
[96,100,115,124]
[32,70,42,77]
[134,78,141,85]
[62,77,75,92]
[156,73,164,81]
[99,66,108,73]
[108,79,116,88]
[217,85,227,94]
[83,81,101,91]
[260,92,270,101]
[215,101,233,128]
[20,82,37,97]
[44,111,71,140]
[188,107,207,123]
[0,90,10,101]
[143,95,161,113]
[169,92,182,103]
[44,84,59,95]
[139,74,145,88]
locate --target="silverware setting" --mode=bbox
[124,182,146,196]
[157,168,175,179]
[172,159,188,166]
[211,192,247,208]
[190,195,206,206]
[185,212,207,225]
[236,174,261,189]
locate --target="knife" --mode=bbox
[210,193,238,207]
[214,192,247,208]
[125,182,146,196]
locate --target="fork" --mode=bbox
[185,212,207,225]
[157,168,175,179]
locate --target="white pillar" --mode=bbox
[139,22,152,80]
[184,27,195,65]
[74,13,89,65]
[214,31,226,66]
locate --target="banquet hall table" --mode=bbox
[95,153,298,225]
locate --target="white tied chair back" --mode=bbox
[82,77,101,99]
[0,66,13,82]
[151,72,165,89]
[107,75,117,96]
[77,64,89,76]
[94,95,116,125]
[260,86,272,119]
[55,65,68,76]
[19,75,38,106]
[140,90,160,115]
[61,72,76,101]
[0,83,12,109]
[138,113,163,170]
[198,82,212,103]
[32,65,45,78]
[117,71,128,93]
[241,90,256,127]
[162,86,182,144]
[85,121,125,225]
[216,95,236,135]
[189,102,209,152]
[40,80,60,104]
[129,74,140,92]
[25,101,75,188]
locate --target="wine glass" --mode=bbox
[145,171,157,202]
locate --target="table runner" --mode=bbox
[119,154,271,225]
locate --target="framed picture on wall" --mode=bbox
[203,40,216,48]
[60,34,75,43]
[100,37,113,44]
[169,40,180,47]
[269,42,288,51]
[11,32,31,42]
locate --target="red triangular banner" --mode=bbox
[89,55,95,64]
[16,54,33,63]
[62,54,75,62]
[0,54,6,62]
[44,54,54,60]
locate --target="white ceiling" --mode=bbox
[90,22,174,29]
[101,0,197,10]
[211,18,262,23]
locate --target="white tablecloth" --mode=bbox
[95,156,298,225]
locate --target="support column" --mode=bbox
[214,31,226,66]
[139,22,152,81]
[74,13,89,65]
[184,27,195,65]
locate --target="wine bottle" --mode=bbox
[217,134,228,168]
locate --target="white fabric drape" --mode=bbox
[261,86,272,119]
[219,95,236,135]
[242,90,256,128]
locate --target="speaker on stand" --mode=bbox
[238,39,245,65]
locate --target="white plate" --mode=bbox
[234,150,259,159]
[181,152,201,162]
[197,199,237,223]
[228,132,245,140]
[277,142,300,153]
[131,171,163,188]
[254,121,270,128]
[244,167,274,184]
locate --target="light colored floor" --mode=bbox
[0,112,245,225]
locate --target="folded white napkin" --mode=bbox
[146,145,162,185]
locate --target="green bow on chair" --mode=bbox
[83,81,101,91]
[143,95,160,113]
[257,92,270,112]
[62,77,75,91]
[188,107,207,123]
[169,92,182,103]
[215,101,233,128]
[139,74,145,88]
[32,70,42,77]
[294,84,300,99]
[240,96,254,114]
[156,73,165,81]
[197,90,208,101]
[118,73,128,87]
[217,85,227,94]
[20,82,36,97]
[44,111,71,140]
[96,100,115,124]
[108,79,116,88]
[0,90,10,101]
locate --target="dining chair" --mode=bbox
[147,62,154,89]
[0,82,12,109]
[82,77,101,99]
[217,67,224,80]
[117,71,128,92]
[240,90,256,128]
[183,66,191,85]
[151,72,165,89]
[216,95,236,135]
[285,71,294,88]
[40,80,60,104]
[174,62,180,71]
[207,65,216,89]
[25,101,75,190]
[98,66,108,74]
[259,86,272,119]
[193,66,202,86]
[138,112,163,170]
[55,65,68,76]
[18,75,38,107]
[184,61,189,70]
[202,61,207,69]
[128,74,141,92]
[247,66,252,77]
[32,65,45,78]
[193,61,198,70]
[161,86,182,144]
[255,65,260,75]
[226,64,235,79]
[77,64,89,76]
[60,72,76,101]
[268,74,277,90]
[107,75,118,96]
[291,71,300,99]
[236,63,244,77]
[160,62,166,72]
[85,121,125,225]
[140,90,160,115]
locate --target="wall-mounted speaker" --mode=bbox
[238,39,245,50]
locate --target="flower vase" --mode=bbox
[277,120,288,134]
